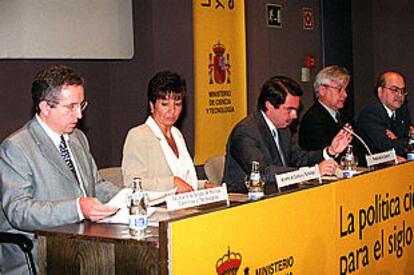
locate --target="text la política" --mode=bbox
[339,220,413,275]
[339,190,414,240]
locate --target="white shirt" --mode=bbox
[146,116,198,190]
[381,103,395,119]
[260,111,332,160]
[261,111,286,166]
[318,100,339,123]
[261,111,277,137]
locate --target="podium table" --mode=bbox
[37,162,414,275]
[37,223,162,274]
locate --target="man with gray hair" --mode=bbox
[299,65,351,150]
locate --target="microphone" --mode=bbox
[342,126,372,155]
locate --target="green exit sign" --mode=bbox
[266,4,282,28]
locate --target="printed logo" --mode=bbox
[209,41,231,85]
[216,247,242,275]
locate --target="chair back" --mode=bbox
[204,156,225,183]
[98,167,123,187]
[0,232,37,275]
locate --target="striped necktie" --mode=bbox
[59,136,78,180]
[271,129,286,167]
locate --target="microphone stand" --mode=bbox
[342,127,372,155]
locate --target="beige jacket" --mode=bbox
[122,117,198,191]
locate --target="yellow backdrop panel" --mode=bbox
[193,0,247,164]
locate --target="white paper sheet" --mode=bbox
[98,188,175,224]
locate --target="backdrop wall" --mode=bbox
[0,0,412,169]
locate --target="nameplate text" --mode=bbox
[365,149,397,167]
[275,165,320,188]
[166,185,229,211]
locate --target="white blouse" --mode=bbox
[145,116,198,190]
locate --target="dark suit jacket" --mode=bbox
[299,101,343,151]
[0,117,121,274]
[356,96,412,156]
[223,111,324,194]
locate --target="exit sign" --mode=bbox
[266,4,282,28]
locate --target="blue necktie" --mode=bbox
[59,136,78,181]
[272,129,286,167]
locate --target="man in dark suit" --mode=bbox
[0,65,120,274]
[223,76,352,194]
[356,71,412,157]
[299,65,351,150]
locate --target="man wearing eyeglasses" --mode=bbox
[0,65,120,274]
[299,65,351,151]
[356,71,412,157]
[223,76,352,194]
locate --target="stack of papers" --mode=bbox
[98,188,175,225]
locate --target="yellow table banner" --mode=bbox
[193,0,247,164]
[168,162,414,274]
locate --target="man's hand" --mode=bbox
[328,124,353,155]
[396,155,406,163]
[173,176,194,193]
[318,159,339,176]
[79,197,119,222]
[204,182,221,189]
[385,129,397,140]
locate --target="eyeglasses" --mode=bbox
[383,86,407,96]
[49,101,88,112]
[322,84,347,94]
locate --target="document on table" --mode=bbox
[98,188,176,225]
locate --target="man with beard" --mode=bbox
[223,76,352,194]
[356,72,412,157]
[299,65,351,150]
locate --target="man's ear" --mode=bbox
[38,101,50,115]
[319,85,327,97]
[149,102,154,113]
[377,86,384,99]
[265,100,274,111]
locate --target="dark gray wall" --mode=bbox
[1,0,413,168]
[353,0,414,113]
[0,1,194,169]
[246,0,321,114]
[0,0,321,168]
[320,0,354,121]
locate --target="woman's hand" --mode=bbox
[173,176,194,193]
[204,182,221,189]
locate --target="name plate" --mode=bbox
[365,149,397,167]
[166,185,229,211]
[275,165,320,189]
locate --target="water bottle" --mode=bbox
[406,128,414,161]
[246,161,264,201]
[341,145,357,178]
[128,177,148,238]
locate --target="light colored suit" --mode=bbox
[122,121,198,191]
[0,118,120,274]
